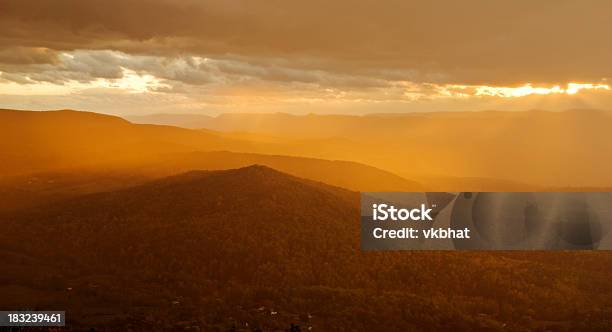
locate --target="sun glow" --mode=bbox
[88,69,170,93]
[472,83,610,98]
[0,68,169,95]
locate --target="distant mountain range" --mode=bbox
[129,109,612,188]
[0,109,421,192]
[6,108,612,191]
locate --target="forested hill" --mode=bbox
[1,166,611,330]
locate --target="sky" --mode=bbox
[1,0,612,115]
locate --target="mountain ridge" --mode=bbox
[0,109,421,191]
[128,109,612,187]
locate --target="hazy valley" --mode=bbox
[1,109,611,330]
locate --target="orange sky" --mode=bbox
[1,0,611,115]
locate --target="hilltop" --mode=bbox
[1,166,611,330]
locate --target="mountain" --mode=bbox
[0,151,420,215]
[128,113,216,129]
[128,110,612,187]
[0,109,259,176]
[1,166,611,330]
[144,151,422,192]
[0,150,421,214]
[0,109,421,192]
[1,166,360,330]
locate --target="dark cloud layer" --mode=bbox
[1,0,611,85]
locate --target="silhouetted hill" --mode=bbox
[14,165,357,225]
[1,166,359,329]
[146,151,422,192]
[1,167,611,330]
[0,152,420,216]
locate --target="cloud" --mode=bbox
[0,47,59,65]
[0,50,394,89]
[0,51,209,85]
[1,0,611,85]
[1,0,612,115]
